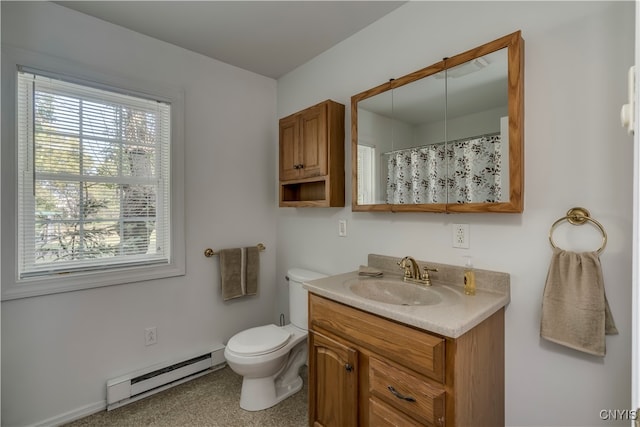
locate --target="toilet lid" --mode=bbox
[227,324,291,356]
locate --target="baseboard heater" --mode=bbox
[106,345,226,410]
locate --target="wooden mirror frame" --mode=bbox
[351,31,524,213]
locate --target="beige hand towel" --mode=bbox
[219,248,244,301]
[540,248,618,357]
[219,247,259,301]
[245,246,259,296]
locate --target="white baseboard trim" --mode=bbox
[32,401,106,427]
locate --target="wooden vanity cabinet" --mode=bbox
[308,294,505,427]
[279,100,345,207]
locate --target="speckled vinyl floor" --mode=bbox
[65,366,308,427]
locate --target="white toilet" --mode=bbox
[224,268,326,411]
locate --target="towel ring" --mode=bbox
[548,207,607,254]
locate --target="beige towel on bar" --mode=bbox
[245,246,259,296]
[540,248,618,357]
[219,247,259,301]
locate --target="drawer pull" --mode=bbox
[345,363,353,372]
[387,385,416,402]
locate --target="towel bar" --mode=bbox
[548,207,607,254]
[204,243,266,258]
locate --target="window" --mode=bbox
[16,69,172,279]
[357,143,376,204]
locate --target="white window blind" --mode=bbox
[17,69,171,278]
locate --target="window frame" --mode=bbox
[1,46,186,300]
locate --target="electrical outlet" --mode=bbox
[144,327,157,346]
[452,224,470,249]
[338,219,347,237]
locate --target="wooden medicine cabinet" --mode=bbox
[351,31,524,213]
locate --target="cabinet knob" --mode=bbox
[344,363,353,372]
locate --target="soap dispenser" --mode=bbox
[463,256,476,296]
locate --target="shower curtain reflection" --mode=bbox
[385,134,502,204]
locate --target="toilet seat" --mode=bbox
[227,324,291,356]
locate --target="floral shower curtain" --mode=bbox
[386,134,502,204]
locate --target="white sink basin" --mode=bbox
[344,278,460,307]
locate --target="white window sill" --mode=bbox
[2,261,185,300]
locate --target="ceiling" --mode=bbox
[54,1,406,79]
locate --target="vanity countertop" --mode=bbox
[304,270,510,339]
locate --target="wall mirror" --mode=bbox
[351,31,523,213]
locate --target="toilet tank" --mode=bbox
[287,268,327,330]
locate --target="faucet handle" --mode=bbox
[397,258,412,278]
[421,266,438,285]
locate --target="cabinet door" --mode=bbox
[279,114,300,181]
[299,103,328,178]
[309,330,358,427]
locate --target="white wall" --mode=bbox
[1,2,277,426]
[277,2,635,426]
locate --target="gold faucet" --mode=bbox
[397,256,438,286]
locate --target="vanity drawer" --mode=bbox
[369,397,424,427]
[369,357,445,426]
[309,294,445,382]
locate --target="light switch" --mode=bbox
[621,66,635,135]
[338,219,347,237]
